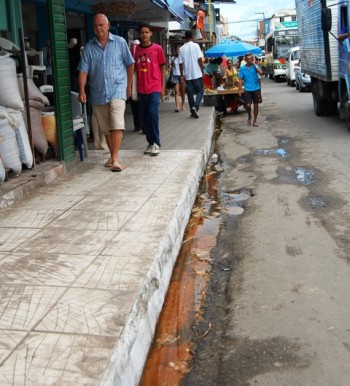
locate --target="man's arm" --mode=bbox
[126,63,134,99]
[180,63,185,83]
[238,77,243,97]
[254,65,264,76]
[160,64,166,97]
[198,57,204,73]
[78,72,88,103]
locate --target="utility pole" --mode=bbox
[255,12,266,50]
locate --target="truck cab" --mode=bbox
[338,2,350,126]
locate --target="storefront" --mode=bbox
[0,0,187,176]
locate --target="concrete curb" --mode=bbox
[101,110,216,385]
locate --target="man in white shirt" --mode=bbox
[179,30,204,118]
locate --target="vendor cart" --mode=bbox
[203,87,244,115]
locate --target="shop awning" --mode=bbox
[151,0,185,22]
[184,8,196,21]
[150,0,168,8]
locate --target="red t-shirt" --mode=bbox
[135,43,165,94]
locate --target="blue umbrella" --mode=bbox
[205,40,262,58]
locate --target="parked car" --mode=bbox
[294,62,311,92]
[285,46,301,87]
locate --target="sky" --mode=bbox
[216,0,296,41]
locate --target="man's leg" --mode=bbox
[243,92,252,125]
[110,129,123,165]
[130,99,140,131]
[194,77,204,111]
[139,93,152,145]
[253,103,259,125]
[246,103,252,124]
[148,92,161,146]
[186,80,195,111]
[109,99,125,170]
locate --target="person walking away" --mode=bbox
[129,39,142,132]
[171,46,186,112]
[78,13,134,172]
[238,52,264,127]
[179,30,204,119]
[134,24,166,156]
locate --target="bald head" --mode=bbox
[94,14,109,24]
[93,13,110,43]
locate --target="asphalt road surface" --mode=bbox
[182,79,350,386]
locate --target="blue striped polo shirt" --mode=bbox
[78,33,134,105]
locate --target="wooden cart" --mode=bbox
[203,87,244,115]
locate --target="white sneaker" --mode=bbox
[150,143,160,156]
[191,106,199,118]
[144,144,152,154]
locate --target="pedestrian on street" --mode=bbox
[134,24,166,157]
[78,13,134,172]
[171,46,186,112]
[129,39,142,132]
[238,52,264,127]
[179,30,204,119]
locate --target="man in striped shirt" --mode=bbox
[78,13,134,172]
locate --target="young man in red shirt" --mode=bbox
[134,24,166,156]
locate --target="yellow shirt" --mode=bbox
[224,66,238,86]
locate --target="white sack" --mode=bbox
[0,52,24,110]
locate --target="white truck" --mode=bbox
[295,0,350,129]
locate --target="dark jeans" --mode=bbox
[138,92,161,146]
[129,98,140,129]
[185,77,204,111]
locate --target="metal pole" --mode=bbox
[208,0,212,41]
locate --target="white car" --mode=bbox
[294,64,311,92]
[285,46,300,87]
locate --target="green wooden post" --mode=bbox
[47,0,75,162]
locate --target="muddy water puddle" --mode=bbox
[140,124,224,385]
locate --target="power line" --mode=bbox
[227,18,261,24]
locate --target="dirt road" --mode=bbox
[183,81,350,385]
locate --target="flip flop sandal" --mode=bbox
[104,158,112,168]
[247,119,252,126]
[174,109,180,112]
[111,164,122,172]
[253,123,259,127]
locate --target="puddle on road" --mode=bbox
[257,148,288,157]
[309,196,327,208]
[294,167,315,184]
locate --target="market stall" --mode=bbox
[204,87,244,114]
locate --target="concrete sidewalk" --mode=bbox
[0,100,215,385]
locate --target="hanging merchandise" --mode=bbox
[91,1,137,17]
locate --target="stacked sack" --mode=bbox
[18,74,50,159]
[0,51,33,182]
[0,106,33,179]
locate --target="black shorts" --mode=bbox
[243,90,262,105]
